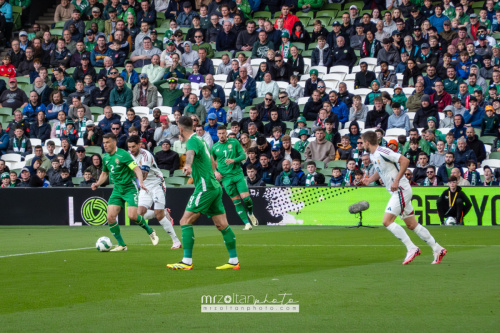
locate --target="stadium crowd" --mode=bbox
[0,0,500,188]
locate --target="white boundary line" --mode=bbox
[1,244,498,259]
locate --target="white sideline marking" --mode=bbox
[1,244,498,259]
[0,247,94,258]
[139,293,161,296]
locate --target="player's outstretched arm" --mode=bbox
[91,171,109,190]
[183,149,195,176]
[133,166,147,191]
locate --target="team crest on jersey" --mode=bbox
[228,144,232,149]
[115,159,120,164]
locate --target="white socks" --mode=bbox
[182,257,193,265]
[386,222,417,251]
[228,257,239,265]
[159,216,179,242]
[413,224,440,252]
[143,210,155,220]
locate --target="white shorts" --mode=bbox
[385,186,414,219]
[138,182,166,210]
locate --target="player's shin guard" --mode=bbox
[109,222,126,246]
[135,214,153,234]
[234,199,250,224]
[181,225,195,259]
[413,224,440,252]
[386,222,416,250]
[220,225,237,260]
[242,196,253,215]
[143,210,155,220]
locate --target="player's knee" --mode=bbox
[137,207,147,216]
[232,195,241,201]
[154,210,164,220]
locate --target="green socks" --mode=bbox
[242,196,253,215]
[109,222,126,246]
[234,199,250,224]
[135,214,153,234]
[221,225,237,258]
[181,225,195,258]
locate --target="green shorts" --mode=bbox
[186,186,225,218]
[108,184,139,208]
[221,173,249,198]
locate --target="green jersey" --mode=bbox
[102,148,138,187]
[211,138,246,178]
[186,133,220,192]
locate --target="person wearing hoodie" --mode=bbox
[377,39,401,66]
[455,51,472,80]
[406,82,425,113]
[329,91,349,129]
[376,61,398,88]
[303,90,323,120]
[348,121,361,147]
[304,127,336,167]
[450,114,468,140]
[97,106,121,134]
[413,95,440,128]
[364,80,382,105]
[264,109,287,137]
[430,140,447,168]
[465,127,486,164]
[441,106,455,128]
[481,105,500,136]
[7,125,32,159]
[311,36,332,68]
[387,102,410,133]
[181,41,199,68]
[334,135,353,161]
[246,164,266,187]
[365,97,389,131]
[463,97,485,129]
[290,20,311,48]
[430,81,451,113]
[391,84,407,109]
[436,176,472,224]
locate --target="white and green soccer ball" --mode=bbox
[96,236,112,252]
[444,217,457,226]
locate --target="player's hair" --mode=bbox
[103,133,117,141]
[448,175,458,182]
[217,125,226,131]
[361,131,378,145]
[126,135,141,144]
[306,161,316,167]
[177,116,193,131]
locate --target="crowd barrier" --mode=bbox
[1,187,499,226]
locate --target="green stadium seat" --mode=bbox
[293,42,306,51]
[252,97,265,105]
[296,11,315,19]
[330,160,347,169]
[0,108,12,123]
[480,136,497,145]
[253,11,272,19]
[155,27,169,34]
[161,169,170,178]
[54,20,67,28]
[299,17,310,27]
[316,10,338,19]
[307,42,317,50]
[305,26,315,34]
[489,152,500,160]
[302,50,313,57]
[214,51,232,58]
[85,146,103,155]
[472,1,485,8]
[324,3,343,10]
[72,177,84,186]
[153,146,162,154]
[50,29,63,37]
[172,169,187,177]
[165,176,188,186]
[313,160,325,170]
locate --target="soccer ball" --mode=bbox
[96,236,112,252]
[444,217,457,226]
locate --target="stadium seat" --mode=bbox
[338,129,349,136]
[359,57,377,70]
[489,152,500,160]
[386,128,407,137]
[310,66,328,75]
[316,10,338,19]
[85,146,103,155]
[173,169,187,177]
[29,138,42,147]
[132,106,150,116]
[296,11,315,19]
[482,159,500,168]
[302,50,313,58]
[72,177,84,186]
[76,138,84,146]
[155,106,172,115]
[2,154,22,162]
[330,160,347,169]
[403,87,415,97]
[165,176,188,186]
[111,106,127,115]
[0,108,12,123]
[161,169,170,178]
[480,136,496,145]
[297,97,309,105]
[356,121,365,130]
[253,11,272,19]
[313,160,325,170]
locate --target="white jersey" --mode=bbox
[131,148,164,188]
[370,146,410,192]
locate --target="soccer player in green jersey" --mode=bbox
[167,117,239,270]
[91,133,159,251]
[212,125,259,230]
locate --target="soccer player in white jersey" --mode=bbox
[361,131,447,265]
[127,135,182,249]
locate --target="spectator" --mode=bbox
[29,111,51,143]
[354,62,376,89]
[122,110,141,137]
[454,137,477,168]
[132,73,158,110]
[285,75,304,100]
[274,4,299,33]
[130,37,162,68]
[192,29,215,58]
[388,102,410,132]
[276,92,299,122]
[482,165,498,186]
[153,115,180,145]
[437,176,472,224]
[304,127,335,168]
[155,77,183,107]
[55,0,75,22]
[463,97,485,128]
[22,91,46,124]
[414,95,440,128]
[331,36,357,67]
[181,41,199,68]
[96,106,119,134]
[311,36,332,68]
[160,40,182,68]
[83,120,103,147]
[450,114,467,140]
[0,77,28,112]
[430,140,447,168]
[88,75,110,107]
[52,68,75,98]
[109,75,132,108]
[70,146,92,177]
[246,164,265,186]
[264,109,286,137]
[195,124,213,148]
[229,78,252,111]
[184,93,207,124]
[53,167,74,187]
[377,38,401,66]
[465,127,486,164]
[176,2,196,27]
[406,82,426,113]
[412,152,431,184]
[481,105,500,136]
[216,21,237,53]
[257,73,279,99]
[164,53,186,81]
[329,91,349,129]
[269,53,291,83]
[240,107,264,134]
[7,125,32,159]
[365,97,389,131]
[155,139,179,176]
[402,128,431,155]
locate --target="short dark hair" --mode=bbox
[246,164,257,171]
[178,115,193,129]
[217,125,226,131]
[306,161,316,167]
[103,133,117,141]
[126,135,141,144]
[361,131,378,145]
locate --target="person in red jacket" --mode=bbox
[430,81,452,113]
[274,4,299,35]
[0,55,16,79]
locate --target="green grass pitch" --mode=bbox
[0,225,499,332]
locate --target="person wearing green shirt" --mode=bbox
[455,6,470,26]
[85,7,105,32]
[109,76,133,108]
[71,0,89,13]
[402,128,431,155]
[298,0,323,11]
[91,133,159,251]
[167,116,240,270]
[212,125,259,231]
[155,77,183,107]
[118,1,135,24]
